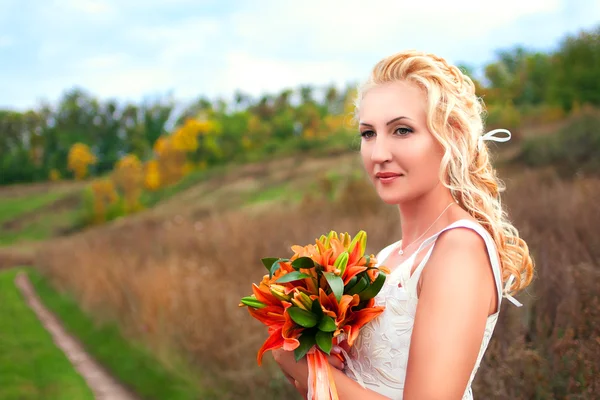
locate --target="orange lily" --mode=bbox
[247,284,302,365]
[318,289,357,324]
[340,298,384,346]
[243,229,390,399]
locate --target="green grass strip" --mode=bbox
[0,192,69,225]
[26,268,212,400]
[0,268,94,400]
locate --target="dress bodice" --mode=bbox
[344,219,511,399]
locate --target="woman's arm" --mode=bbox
[272,348,390,400]
[403,228,497,400]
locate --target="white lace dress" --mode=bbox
[344,219,521,399]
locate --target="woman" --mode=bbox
[273,50,534,399]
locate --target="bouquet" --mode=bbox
[239,230,389,400]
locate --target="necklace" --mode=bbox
[398,201,456,256]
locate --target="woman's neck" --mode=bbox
[397,190,457,246]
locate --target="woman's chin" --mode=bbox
[377,192,405,205]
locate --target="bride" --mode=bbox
[272,50,534,399]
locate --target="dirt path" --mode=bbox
[14,272,139,400]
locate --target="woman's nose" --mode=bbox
[370,136,392,164]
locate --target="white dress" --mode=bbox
[344,219,522,399]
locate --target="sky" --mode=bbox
[0,0,599,111]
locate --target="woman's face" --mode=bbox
[359,80,445,205]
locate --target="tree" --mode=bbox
[67,143,97,180]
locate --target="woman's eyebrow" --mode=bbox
[359,116,412,127]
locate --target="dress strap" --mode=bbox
[404,219,522,308]
[374,240,401,268]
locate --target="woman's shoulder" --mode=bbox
[439,218,496,248]
[420,219,501,302]
[433,218,497,263]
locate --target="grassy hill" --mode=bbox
[0,149,362,250]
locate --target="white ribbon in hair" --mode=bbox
[503,275,523,307]
[478,128,512,150]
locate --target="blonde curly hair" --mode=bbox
[354,50,534,295]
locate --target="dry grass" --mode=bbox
[33,166,600,399]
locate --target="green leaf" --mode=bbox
[261,257,279,272]
[276,271,311,283]
[240,296,267,309]
[318,315,337,332]
[323,272,344,302]
[346,275,369,295]
[294,332,316,361]
[316,330,334,355]
[359,272,387,301]
[344,276,358,292]
[291,257,315,270]
[269,259,283,278]
[287,306,318,328]
[311,299,324,319]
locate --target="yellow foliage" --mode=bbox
[172,118,222,153]
[241,136,252,150]
[172,123,199,153]
[303,127,316,139]
[49,169,61,182]
[153,135,186,186]
[90,179,119,224]
[248,115,261,133]
[68,143,97,180]
[324,115,345,134]
[183,161,195,175]
[153,136,170,156]
[247,114,272,142]
[152,117,223,187]
[115,154,142,170]
[113,154,144,213]
[343,88,358,116]
[144,160,161,191]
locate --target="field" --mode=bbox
[1,119,599,399]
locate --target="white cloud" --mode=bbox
[83,67,174,100]
[218,0,565,96]
[67,0,115,16]
[76,53,129,69]
[209,51,355,97]
[3,0,596,111]
[127,16,221,65]
[230,0,562,56]
[39,0,117,23]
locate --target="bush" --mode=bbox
[519,112,600,176]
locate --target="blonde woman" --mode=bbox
[273,50,534,399]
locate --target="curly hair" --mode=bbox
[353,50,534,295]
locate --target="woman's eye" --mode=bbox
[360,130,375,139]
[395,127,413,136]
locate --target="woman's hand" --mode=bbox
[272,347,346,372]
[272,346,347,398]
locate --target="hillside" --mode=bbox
[1,113,599,399]
[0,117,565,261]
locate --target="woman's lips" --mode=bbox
[376,173,404,183]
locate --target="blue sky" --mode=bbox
[1,0,599,111]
